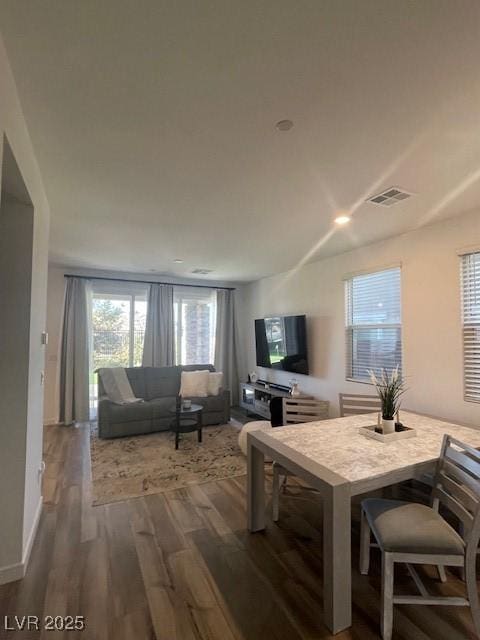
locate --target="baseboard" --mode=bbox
[22,496,43,568]
[43,419,59,426]
[0,561,24,585]
[0,496,42,586]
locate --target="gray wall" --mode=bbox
[238,208,480,427]
[0,195,33,569]
[0,34,50,581]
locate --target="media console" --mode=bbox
[239,381,310,420]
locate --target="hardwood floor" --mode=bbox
[0,421,478,639]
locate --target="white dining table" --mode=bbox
[246,410,480,634]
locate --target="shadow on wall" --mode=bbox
[307,315,332,379]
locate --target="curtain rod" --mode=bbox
[63,274,235,291]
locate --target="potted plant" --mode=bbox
[368,367,404,434]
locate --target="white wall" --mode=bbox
[239,208,480,427]
[0,35,50,582]
[44,265,240,424]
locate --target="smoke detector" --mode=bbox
[275,119,294,131]
[367,187,414,207]
[191,268,213,275]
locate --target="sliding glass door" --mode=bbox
[90,288,147,417]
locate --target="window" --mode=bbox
[461,251,480,403]
[90,284,147,416]
[345,267,402,382]
[174,287,217,365]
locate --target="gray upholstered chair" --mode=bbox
[339,392,381,417]
[272,397,329,521]
[360,434,480,640]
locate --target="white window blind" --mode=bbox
[461,252,480,403]
[345,267,402,382]
[173,287,217,365]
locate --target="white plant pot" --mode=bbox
[382,418,395,435]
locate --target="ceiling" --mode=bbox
[1,1,480,282]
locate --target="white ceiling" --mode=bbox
[1,1,480,282]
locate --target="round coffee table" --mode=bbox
[169,402,203,450]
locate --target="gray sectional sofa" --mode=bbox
[97,364,230,439]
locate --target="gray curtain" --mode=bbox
[142,284,175,366]
[59,278,92,425]
[214,289,239,405]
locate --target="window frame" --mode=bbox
[173,286,217,366]
[460,250,480,404]
[344,266,403,384]
[91,281,148,368]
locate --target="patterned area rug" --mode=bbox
[89,422,246,505]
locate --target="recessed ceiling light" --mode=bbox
[334,215,351,226]
[275,119,294,131]
[173,259,184,264]
[191,268,213,275]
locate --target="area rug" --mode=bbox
[89,423,246,505]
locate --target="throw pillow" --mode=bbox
[179,370,209,398]
[207,372,223,396]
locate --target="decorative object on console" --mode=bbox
[289,379,300,397]
[250,371,258,383]
[368,366,405,435]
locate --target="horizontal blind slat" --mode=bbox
[345,267,402,381]
[462,251,480,402]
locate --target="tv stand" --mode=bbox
[239,381,308,420]
[255,379,291,393]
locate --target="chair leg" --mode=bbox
[272,464,280,522]
[360,509,371,575]
[437,565,447,583]
[460,522,466,582]
[465,553,480,639]
[381,553,394,640]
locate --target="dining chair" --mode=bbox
[272,397,329,521]
[339,392,381,417]
[360,434,480,640]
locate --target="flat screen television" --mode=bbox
[255,315,309,375]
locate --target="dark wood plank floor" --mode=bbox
[0,419,478,639]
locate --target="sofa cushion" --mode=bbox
[189,394,225,413]
[125,367,147,399]
[362,499,465,555]
[144,366,181,400]
[150,396,177,419]
[180,370,209,398]
[207,371,223,396]
[108,400,154,423]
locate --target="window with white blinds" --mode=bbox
[173,286,217,366]
[345,267,402,382]
[461,251,480,403]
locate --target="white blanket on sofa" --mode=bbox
[98,368,144,405]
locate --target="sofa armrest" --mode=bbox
[221,388,231,422]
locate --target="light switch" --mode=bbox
[41,332,48,345]
[40,371,45,386]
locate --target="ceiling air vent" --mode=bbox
[191,268,213,275]
[367,187,414,207]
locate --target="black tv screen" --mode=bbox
[255,315,309,375]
